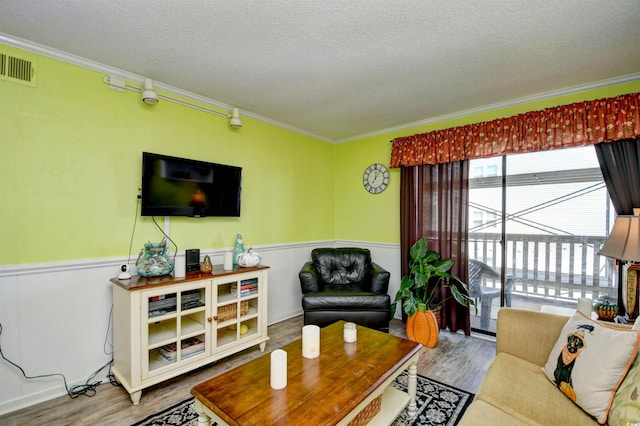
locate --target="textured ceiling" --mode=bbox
[1,1,640,142]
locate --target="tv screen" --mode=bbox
[141,152,242,217]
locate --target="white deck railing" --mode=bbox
[469,233,616,302]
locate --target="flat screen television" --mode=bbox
[141,152,242,217]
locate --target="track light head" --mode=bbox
[230,107,242,128]
[141,78,159,105]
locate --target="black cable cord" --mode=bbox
[0,304,121,397]
[103,305,121,388]
[152,216,179,263]
[0,322,112,398]
[126,194,141,265]
[104,305,114,357]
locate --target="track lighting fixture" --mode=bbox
[230,108,242,128]
[104,75,242,128]
[141,78,159,104]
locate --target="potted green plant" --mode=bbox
[391,237,475,346]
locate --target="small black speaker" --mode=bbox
[186,249,200,272]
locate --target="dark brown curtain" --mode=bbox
[400,160,470,335]
[594,138,640,316]
[595,138,640,215]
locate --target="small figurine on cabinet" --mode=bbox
[233,233,245,267]
[237,248,262,268]
[136,238,174,277]
[200,255,212,273]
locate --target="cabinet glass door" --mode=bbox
[177,286,208,364]
[214,274,261,350]
[143,283,209,377]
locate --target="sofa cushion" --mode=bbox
[608,352,640,426]
[607,319,640,426]
[477,352,598,425]
[457,400,530,426]
[542,312,640,424]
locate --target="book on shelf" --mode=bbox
[157,337,205,363]
[231,282,258,296]
[157,349,204,364]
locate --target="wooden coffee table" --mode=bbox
[191,321,421,426]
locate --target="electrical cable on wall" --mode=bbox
[103,306,120,387]
[126,192,141,266]
[0,307,121,398]
[152,216,179,264]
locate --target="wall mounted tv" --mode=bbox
[141,152,242,217]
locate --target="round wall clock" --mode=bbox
[363,163,390,194]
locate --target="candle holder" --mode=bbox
[223,252,233,271]
[343,322,357,343]
[302,325,320,359]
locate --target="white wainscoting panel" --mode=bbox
[0,240,399,415]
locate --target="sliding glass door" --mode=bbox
[468,146,615,334]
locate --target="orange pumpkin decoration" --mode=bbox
[406,304,439,348]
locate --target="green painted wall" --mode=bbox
[3,43,639,265]
[334,136,398,243]
[335,80,640,243]
[0,45,335,265]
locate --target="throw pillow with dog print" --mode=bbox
[542,311,640,424]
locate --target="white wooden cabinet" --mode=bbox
[111,265,269,404]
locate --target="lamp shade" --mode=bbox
[598,215,640,262]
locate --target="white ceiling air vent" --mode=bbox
[0,50,36,87]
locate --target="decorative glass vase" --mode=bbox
[233,233,245,267]
[136,242,174,277]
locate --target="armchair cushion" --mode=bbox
[302,292,391,311]
[312,247,370,288]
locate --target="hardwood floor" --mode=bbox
[0,316,496,425]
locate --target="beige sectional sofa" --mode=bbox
[459,308,639,425]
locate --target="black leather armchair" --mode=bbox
[299,248,391,332]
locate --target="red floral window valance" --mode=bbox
[390,92,640,167]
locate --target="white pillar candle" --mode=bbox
[577,298,593,315]
[223,252,233,271]
[302,325,320,359]
[173,256,186,278]
[270,349,287,389]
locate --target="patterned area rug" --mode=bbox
[132,371,474,426]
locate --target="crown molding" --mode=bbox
[3,32,637,146]
[0,32,333,143]
[336,72,640,143]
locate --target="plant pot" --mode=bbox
[406,304,439,348]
